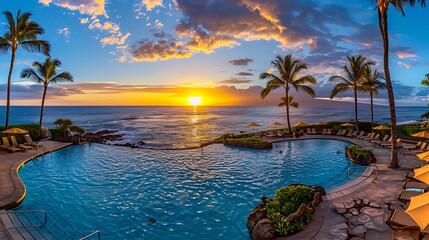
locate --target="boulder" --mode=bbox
[251,219,275,240]
[247,204,267,232]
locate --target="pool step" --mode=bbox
[1,204,99,240]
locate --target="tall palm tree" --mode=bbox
[361,66,387,130]
[21,58,73,131]
[421,112,429,123]
[421,74,429,86]
[373,0,426,168]
[0,10,50,129]
[278,96,299,110]
[260,54,317,133]
[329,56,374,132]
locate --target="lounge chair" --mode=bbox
[356,131,365,139]
[358,132,372,140]
[387,209,429,233]
[337,129,347,136]
[321,129,327,135]
[403,181,429,189]
[398,188,425,203]
[402,141,422,151]
[346,131,357,137]
[381,138,401,148]
[10,135,32,151]
[306,128,311,134]
[407,142,428,154]
[326,129,332,135]
[1,137,22,153]
[366,133,380,142]
[372,135,389,145]
[310,128,315,134]
[362,132,376,141]
[23,134,44,149]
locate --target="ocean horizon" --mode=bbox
[1,105,427,148]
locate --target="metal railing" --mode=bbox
[0,210,48,230]
[80,230,101,240]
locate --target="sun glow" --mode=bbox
[188,96,202,106]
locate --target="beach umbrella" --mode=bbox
[269,122,283,126]
[294,122,309,127]
[405,192,429,231]
[417,152,429,162]
[413,166,429,184]
[339,122,354,127]
[1,127,28,134]
[412,131,429,138]
[315,121,328,126]
[247,122,261,131]
[373,125,391,130]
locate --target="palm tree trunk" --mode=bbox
[380,10,399,169]
[354,89,359,132]
[5,50,16,129]
[285,89,291,133]
[370,92,374,131]
[39,85,47,133]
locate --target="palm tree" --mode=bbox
[329,56,374,132]
[421,74,429,86]
[278,96,299,110]
[260,54,317,133]
[373,0,426,168]
[361,66,387,130]
[0,10,50,129]
[21,58,73,132]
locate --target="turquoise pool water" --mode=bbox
[19,139,363,239]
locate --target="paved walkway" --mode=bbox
[264,134,424,240]
[0,141,72,210]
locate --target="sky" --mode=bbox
[0,0,428,106]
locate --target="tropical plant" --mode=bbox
[260,54,317,133]
[361,66,387,130]
[54,118,84,137]
[422,112,429,123]
[373,0,426,168]
[421,74,429,86]
[329,56,374,132]
[278,96,299,110]
[21,58,73,132]
[0,10,50,129]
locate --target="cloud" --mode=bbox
[102,22,113,30]
[101,33,131,46]
[131,39,192,61]
[396,61,412,69]
[236,72,254,76]
[38,0,106,16]
[80,18,89,24]
[155,19,164,29]
[219,78,252,84]
[58,27,71,42]
[228,58,254,66]
[142,0,163,11]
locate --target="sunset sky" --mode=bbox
[0,0,428,106]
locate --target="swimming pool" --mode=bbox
[19,139,363,239]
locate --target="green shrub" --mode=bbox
[266,185,315,236]
[346,145,373,160]
[0,124,41,140]
[224,137,272,149]
[49,128,64,139]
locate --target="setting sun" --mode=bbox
[188,96,202,106]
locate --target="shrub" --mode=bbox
[266,185,315,236]
[346,145,373,160]
[0,124,41,140]
[224,137,272,149]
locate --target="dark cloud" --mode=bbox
[131,39,192,61]
[236,72,254,76]
[228,58,254,66]
[0,83,84,100]
[219,78,252,84]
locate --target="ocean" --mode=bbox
[0,105,427,148]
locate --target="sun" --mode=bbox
[188,96,202,106]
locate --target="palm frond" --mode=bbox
[20,40,50,55]
[297,85,316,98]
[328,75,352,85]
[0,37,12,53]
[330,83,352,99]
[20,68,44,83]
[49,72,73,84]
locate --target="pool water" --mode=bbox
[19,139,363,239]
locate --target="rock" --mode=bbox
[314,185,326,195]
[369,156,376,163]
[328,232,348,240]
[336,208,346,214]
[261,196,270,204]
[251,219,275,240]
[344,201,355,208]
[348,225,367,238]
[333,203,345,208]
[330,223,348,232]
[364,221,389,232]
[350,237,365,240]
[350,208,359,216]
[357,214,371,223]
[344,213,353,219]
[363,199,369,205]
[355,199,362,205]
[369,202,380,208]
[361,207,384,217]
[247,204,267,232]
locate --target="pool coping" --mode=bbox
[0,141,72,210]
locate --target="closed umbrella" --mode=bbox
[373,125,391,130]
[406,192,429,231]
[294,122,309,127]
[417,151,429,162]
[1,128,28,134]
[339,122,354,127]
[412,131,429,138]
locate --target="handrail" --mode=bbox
[347,164,379,180]
[0,210,48,229]
[80,230,101,240]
